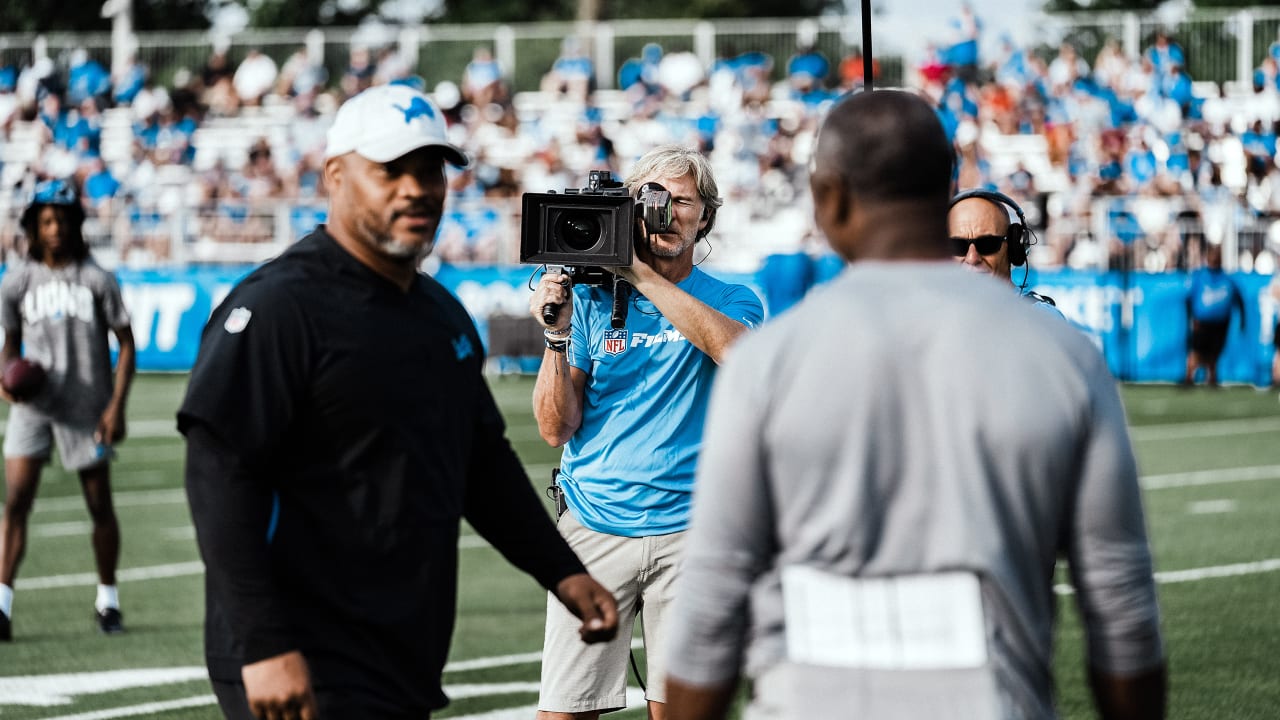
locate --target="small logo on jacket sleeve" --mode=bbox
[224,307,252,334]
[453,334,475,361]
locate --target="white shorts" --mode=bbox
[538,510,685,713]
[3,403,113,471]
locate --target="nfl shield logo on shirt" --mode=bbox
[603,329,628,355]
[224,307,252,334]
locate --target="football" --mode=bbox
[2,357,47,401]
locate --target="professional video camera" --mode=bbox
[520,170,674,327]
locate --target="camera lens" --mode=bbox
[553,211,601,251]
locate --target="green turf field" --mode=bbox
[0,375,1276,719]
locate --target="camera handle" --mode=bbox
[611,276,631,329]
[542,266,568,326]
[542,303,560,325]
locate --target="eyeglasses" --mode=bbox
[951,235,1006,256]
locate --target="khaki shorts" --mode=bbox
[3,403,113,471]
[538,510,685,713]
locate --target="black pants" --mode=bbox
[211,679,429,720]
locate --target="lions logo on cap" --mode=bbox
[394,97,436,125]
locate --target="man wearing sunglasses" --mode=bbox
[948,189,1061,315]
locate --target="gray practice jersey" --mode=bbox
[0,258,130,424]
[666,262,1164,719]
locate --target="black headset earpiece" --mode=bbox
[949,188,1028,267]
[696,204,715,241]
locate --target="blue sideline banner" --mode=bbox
[762,254,1278,385]
[1032,269,1277,385]
[3,260,1273,383]
[99,265,765,372]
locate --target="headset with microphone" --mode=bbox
[948,188,1057,308]
[948,188,1029,267]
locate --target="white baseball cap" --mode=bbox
[325,83,470,167]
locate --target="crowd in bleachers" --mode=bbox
[3,10,1280,272]
[926,8,1280,275]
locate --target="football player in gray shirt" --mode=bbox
[0,179,136,641]
[664,91,1166,720]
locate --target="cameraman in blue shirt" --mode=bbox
[528,145,764,720]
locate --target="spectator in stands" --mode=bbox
[943,2,982,83]
[1124,132,1160,193]
[1162,62,1197,119]
[0,178,137,642]
[657,50,706,103]
[33,91,79,180]
[16,52,57,117]
[1184,243,1245,387]
[234,138,286,206]
[542,36,595,101]
[232,48,278,108]
[197,47,237,117]
[0,66,19,133]
[732,49,774,106]
[618,42,662,92]
[618,43,664,115]
[1145,30,1186,81]
[1254,56,1280,94]
[953,119,991,190]
[1242,119,1276,180]
[1093,38,1128,91]
[287,147,327,201]
[522,137,574,196]
[1269,273,1280,390]
[373,44,413,87]
[276,44,328,99]
[133,99,195,166]
[785,44,830,103]
[78,153,121,218]
[341,45,376,99]
[462,46,506,108]
[66,49,111,109]
[837,48,880,92]
[917,42,950,100]
[111,51,148,107]
[991,34,1031,89]
[1048,42,1089,95]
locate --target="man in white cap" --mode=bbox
[179,83,618,720]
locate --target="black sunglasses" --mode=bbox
[951,235,1007,256]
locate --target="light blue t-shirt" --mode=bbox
[560,268,764,537]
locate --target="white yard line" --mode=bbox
[22,535,513,590]
[21,561,205,590]
[0,418,179,440]
[1054,558,1280,595]
[32,520,92,538]
[1129,416,1280,442]
[1140,464,1280,490]
[34,687,647,720]
[21,488,188,513]
[32,695,215,720]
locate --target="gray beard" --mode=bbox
[374,234,430,260]
[647,234,693,258]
